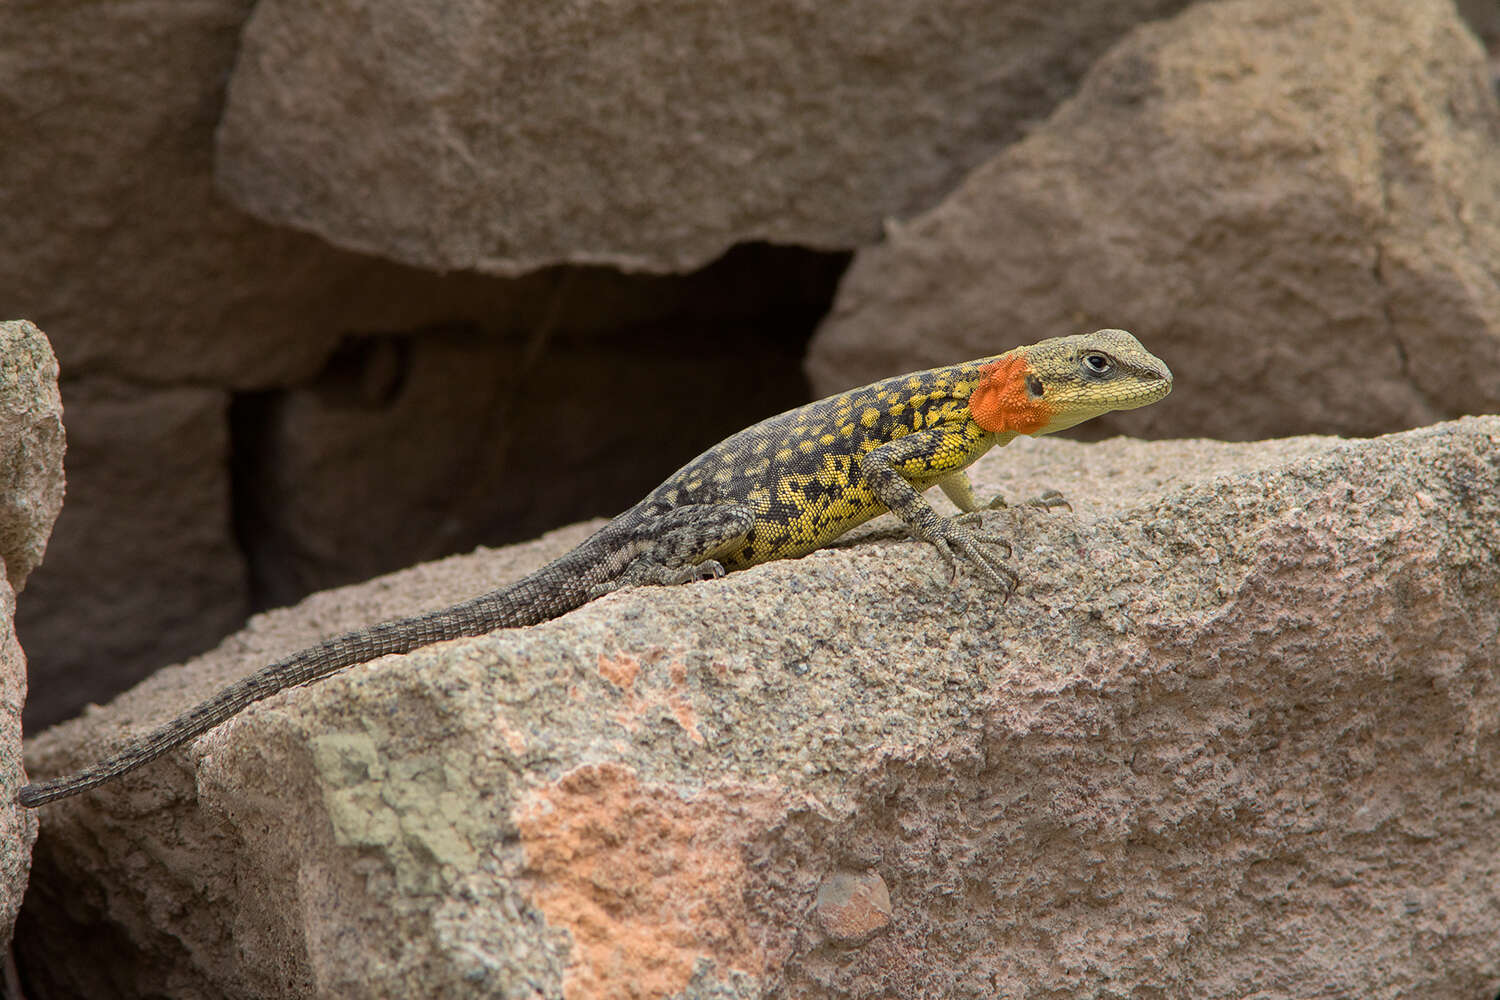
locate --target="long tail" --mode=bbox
[19,527,628,807]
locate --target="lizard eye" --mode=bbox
[1081,352,1113,377]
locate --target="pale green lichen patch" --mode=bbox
[313,732,485,893]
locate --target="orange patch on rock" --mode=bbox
[663,660,703,744]
[667,694,703,745]
[517,763,775,999]
[599,653,703,744]
[597,652,641,691]
[494,717,528,756]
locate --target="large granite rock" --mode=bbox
[19,416,1500,998]
[0,322,66,596]
[214,0,1195,274]
[807,0,1500,441]
[0,320,65,951]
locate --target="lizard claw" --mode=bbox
[927,517,1019,594]
[984,488,1071,513]
[1025,489,1072,513]
[678,559,726,583]
[949,513,1015,559]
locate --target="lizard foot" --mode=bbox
[924,517,1019,594]
[587,558,727,598]
[983,488,1072,513]
[670,559,726,584]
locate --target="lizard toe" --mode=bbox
[1024,489,1072,513]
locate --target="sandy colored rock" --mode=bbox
[215,0,1195,275]
[807,0,1500,442]
[15,381,250,730]
[2,0,720,384]
[815,872,892,943]
[0,580,37,955]
[0,321,65,594]
[19,416,1500,998]
[0,320,61,951]
[0,0,354,388]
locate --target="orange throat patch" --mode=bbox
[968,354,1055,435]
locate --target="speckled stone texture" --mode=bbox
[807,0,1500,443]
[213,0,1195,274]
[0,320,64,949]
[18,416,1500,998]
[0,322,66,597]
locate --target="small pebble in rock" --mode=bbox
[815,871,892,943]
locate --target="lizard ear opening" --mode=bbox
[969,355,1053,435]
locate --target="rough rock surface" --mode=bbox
[19,417,1500,999]
[0,322,66,595]
[0,584,35,956]
[807,0,1500,442]
[214,0,1194,274]
[0,320,64,949]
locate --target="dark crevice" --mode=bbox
[229,241,851,614]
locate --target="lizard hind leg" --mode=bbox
[589,502,755,598]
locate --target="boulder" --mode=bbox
[18,416,1500,998]
[0,0,357,388]
[0,319,65,951]
[214,0,1195,274]
[807,0,1500,441]
[0,322,66,594]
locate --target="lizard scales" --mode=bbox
[19,328,1171,806]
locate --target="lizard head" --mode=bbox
[968,328,1172,436]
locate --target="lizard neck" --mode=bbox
[967,353,1054,435]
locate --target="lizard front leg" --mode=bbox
[861,432,1019,592]
[937,471,1072,514]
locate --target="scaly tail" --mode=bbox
[18,525,632,807]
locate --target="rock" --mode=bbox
[18,416,1500,998]
[0,0,358,388]
[806,0,1500,442]
[214,0,1195,275]
[0,320,62,952]
[0,0,508,721]
[0,583,36,957]
[815,872,892,944]
[0,322,65,595]
[15,381,250,730]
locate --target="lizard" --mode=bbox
[18,328,1171,807]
